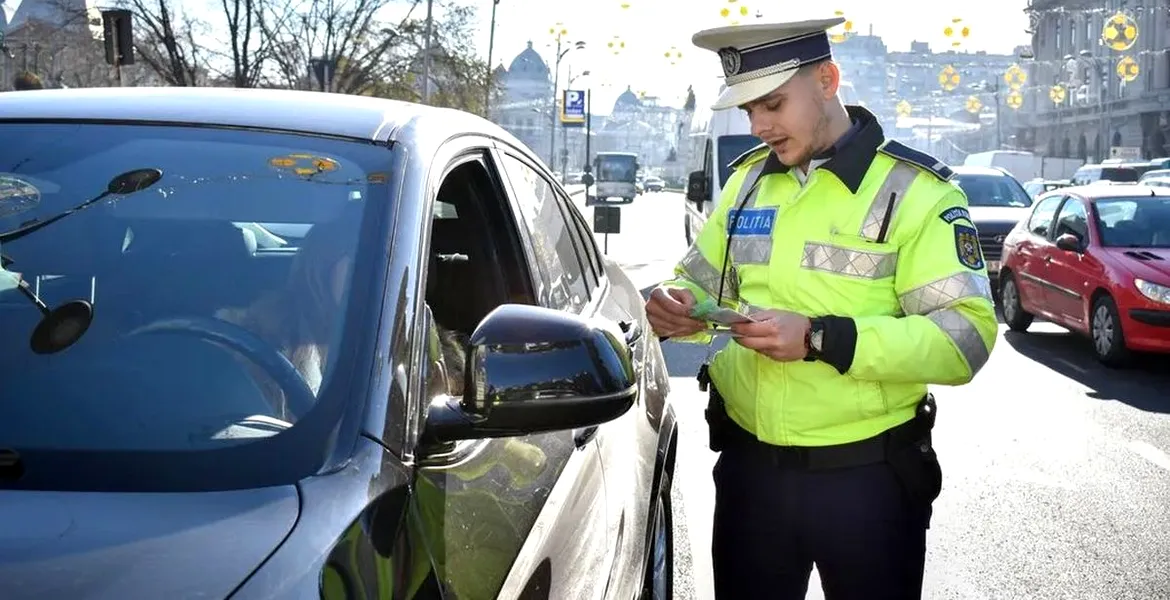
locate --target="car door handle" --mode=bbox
[1044,255,1053,263]
[619,319,642,348]
[573,426,598,448]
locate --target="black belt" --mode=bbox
[722,415,928,471]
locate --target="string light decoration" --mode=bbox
[607,35,626,56]
[720,0,751,25]
[549,23,568,42]
[1048,84,1066,105]
[664,46,682,66]
[938,65,961,91]
[896,100,913,117]
[965,95,983,113]
[1005,91,1024,110]
[1116,55,1140,82]
[829,10,854,43]
[943,18,970,49]
[1003,64,1027,90]
[1101,11,1138,52]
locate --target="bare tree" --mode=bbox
[213,0,272,86]
[124,0,206,86]
[260,0,412,93]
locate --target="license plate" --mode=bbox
[987,260,1001,273]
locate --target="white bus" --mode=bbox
[683,88,758,246]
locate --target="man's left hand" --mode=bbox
[730,310,811,362]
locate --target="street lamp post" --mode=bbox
[549,36,585,167]
[1066,51,1109,162]
[484,0,501,117]
[562,69,590,177]
[422,0,434,104]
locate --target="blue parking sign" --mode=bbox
[561,89,586,126]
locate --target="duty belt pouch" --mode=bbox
[886,395,943,527]
[700,365,730,453]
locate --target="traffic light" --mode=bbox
[101,9,135,66]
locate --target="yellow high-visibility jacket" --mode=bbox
[665,110,997,446]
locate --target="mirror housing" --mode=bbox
[421,304,638,445]
[686,170,709,203]
[1055,233,1083,252]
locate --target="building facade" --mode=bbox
[1020,0,1170,160]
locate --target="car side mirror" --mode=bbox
[421,304,638,445]
[686,170,709,204]
[1055,233,1083,252]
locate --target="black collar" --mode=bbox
[759,105,885,194]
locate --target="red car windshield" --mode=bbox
[1094,197,1170,248]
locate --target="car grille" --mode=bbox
[978,234,1004,261]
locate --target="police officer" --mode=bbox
[645,17,998,600]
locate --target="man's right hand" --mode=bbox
[646,286,706,338]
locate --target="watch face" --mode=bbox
[811,329,824,351]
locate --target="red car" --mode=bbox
[999,185,1170,366]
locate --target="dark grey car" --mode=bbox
[0,87,678,599]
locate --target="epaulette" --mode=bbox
[727,142,770,171]
[877,140,954,182]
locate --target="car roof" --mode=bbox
[1041,184,1170,201]
[951,165,1010,176]
[0,86,508,146]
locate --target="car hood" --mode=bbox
[968,206,1030,229]
[1102,247,1170,281]
[0,485,299,599]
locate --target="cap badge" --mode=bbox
[717,47,742,77]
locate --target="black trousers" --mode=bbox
[711,441,932,599]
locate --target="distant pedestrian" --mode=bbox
[13,71,44,91]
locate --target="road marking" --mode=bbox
[1127,440,1170,472]
[1052,356,1088,374]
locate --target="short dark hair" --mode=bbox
[13,71,44,90]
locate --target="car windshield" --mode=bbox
[1100,167,1139,182]
[1093,197,1170,248]
[717,134,760,188]
[952,174,1034,207]
[596,155,637,181]
[0,122,390,491]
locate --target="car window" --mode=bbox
[1094,197,1170,248]
[1028,196,1063,237]
[1101,167,1139,182]
[499,153,590,312]
[0,121,390,490]
[952,174,1034,207]
[1053,198,1089,241]
[557,189,604,289]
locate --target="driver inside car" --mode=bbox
[218,207,469,420]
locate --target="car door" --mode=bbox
[409,143,610,600]
[491,147,615,600]
[550,182,665,600]
[1014,195,1063,315]
[1046,196,1095,330]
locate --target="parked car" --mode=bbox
[1137,169,1170,184]
[1070,163,1140,186]
[950,166,1035,286]
[643,176,666,193]
[0,87,678,600]
[999,185,1170,366]
[1023,178,1071,199]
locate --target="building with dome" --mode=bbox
[490,42,690,179]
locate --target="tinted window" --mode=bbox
[1053,198,1089,240]
[0,122,390,490]
[500,154,590,311]
[717,134,761,188]
[952,174,1034,207]
[1100,167,1139,182]
[1093,197,1170,248]
[559,192,604,288]
[1028,196,1063,237]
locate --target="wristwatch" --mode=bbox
[804,318,826,362]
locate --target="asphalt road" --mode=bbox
[567,186,1170,600]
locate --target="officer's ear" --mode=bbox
[814,60,841,100]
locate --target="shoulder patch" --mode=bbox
[878,140,954,182]
[939,206,972,224]
[727,142,770,171]
[953,223,985,270]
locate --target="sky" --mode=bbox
[458,0,1034,111]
